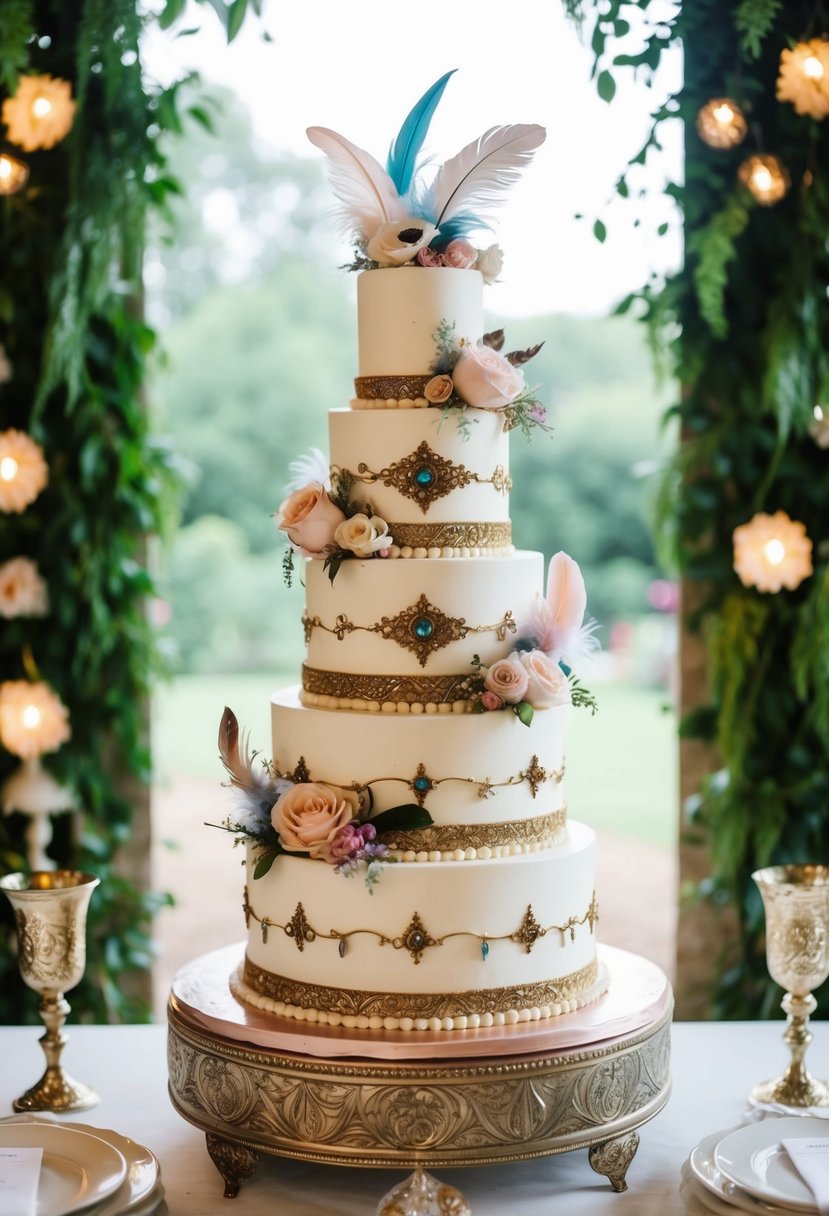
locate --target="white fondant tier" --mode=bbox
[242,821,598,1029]
[301,551,542,707]
[329,408,511,545]
[272,688,566,857]
[357,267,483,379]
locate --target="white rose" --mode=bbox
[334,513,392,557]
[366,218,438,267]
[516,649,572,709]
[475,243,504,285]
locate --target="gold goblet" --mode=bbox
[750,864,829,1108]
[0,870,100,1112]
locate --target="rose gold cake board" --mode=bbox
[167,944,672,1196]
[170,942,667,1059]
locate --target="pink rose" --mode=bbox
[417,246,445,267]
[517,649,572,709]
[319,820,379,865]
[424,374,454,404]
[277,482,345,556]
[451,344,525,410]
[443,239,477,269]
[272,782,360,857]
[481,690,504,712]
[484,656,529,704]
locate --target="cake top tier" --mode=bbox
[307,70,545,275]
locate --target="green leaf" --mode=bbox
[597,70,616,103]
[226,0,249,41]
[593,218,607,244]
[253,849,278,879]
[370,805,434,834]
[158,0,187,29]
[323,549,345,584]
[515,701,534,726]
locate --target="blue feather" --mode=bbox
[386,69,457,196]
[431,213,491,247]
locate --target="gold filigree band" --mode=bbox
[241,956,600,1020]
[386,521,512,551]
[333,441,511,515]
[303,594,516,668]
[353,374,432,400]
[381,809,568,854]
[302,665,473,706]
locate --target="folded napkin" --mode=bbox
[0,1146,42,1216]
[783,1137,829,1216]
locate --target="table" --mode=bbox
[0,1020,827,1214]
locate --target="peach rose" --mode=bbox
[484,656,529,705]
[277,482,345,556]
[272,782,361,857]
[334,513,392,557]
[451,344,525,410]
[443,239,477,269]
[424,375,454,405]
[367,218,438,267]
[517,649,572,709]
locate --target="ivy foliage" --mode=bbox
[0,0,252,1022]
[566,0,829,1017]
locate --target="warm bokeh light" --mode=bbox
[0,152,29,196]
[738,155,789,205]
[696,98,748,149]
[733,511,813,593]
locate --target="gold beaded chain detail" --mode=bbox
[332,441,511,514]
[274,756,563,805]
[302,593,516,668]
[244,893,599,964]
[301,665,473,706]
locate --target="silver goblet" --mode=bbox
[750,864,829,1108]
[0,870,100,1112]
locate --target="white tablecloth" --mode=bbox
[0,1020,827,1214]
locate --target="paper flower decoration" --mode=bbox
[2,74,76,152]
[777,39,829,119]
[0,680,70,759]
[809,405,829,449]
[0,344,11,384]
[0,429,48,513]
[0,558,48,618]
[696,99,748,149]
[738,155,790,205]
[733,511,813,593]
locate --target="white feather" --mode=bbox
[307,126,406,241]
[284,448,330,493]
[425,124,546,227]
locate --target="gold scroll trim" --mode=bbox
[302,665,473,705]
[387,521,512,550]
[242,956,600,1020]
[354,374,431,400]
[381,809,568,854]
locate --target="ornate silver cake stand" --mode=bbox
[167,943,672,1199]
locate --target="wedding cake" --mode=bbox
[221,73,604,1034]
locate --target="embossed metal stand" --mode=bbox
[167,944,671,1201]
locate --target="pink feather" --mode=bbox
[522,553,599,666]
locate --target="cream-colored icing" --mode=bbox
[357,267,483,377]
[272,688,565,832]
[243,822,597,1024]
[303,551,541,679]
[330,406,510,526]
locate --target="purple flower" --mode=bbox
[528,402,547,424]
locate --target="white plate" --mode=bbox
[0,1123,126,1216]
[689,1129,800,1216]
[0,1117,161,1216]
[715,1117,827,1212]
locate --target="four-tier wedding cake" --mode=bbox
[220,73,605,1034]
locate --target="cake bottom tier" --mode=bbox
[238,821,601,1031]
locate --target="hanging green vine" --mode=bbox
[565,0,829,1016]
[0,0,259,1022]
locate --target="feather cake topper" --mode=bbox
[307,71,546,268]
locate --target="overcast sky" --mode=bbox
[143,0,682,316]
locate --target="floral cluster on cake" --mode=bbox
[215,707,432,883]
[307,68,544,276]
[470,551,599,724]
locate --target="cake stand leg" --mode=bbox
[588,1130,640,1193]
[205,1132,259,1198]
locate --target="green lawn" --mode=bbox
[152,675,677,848]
